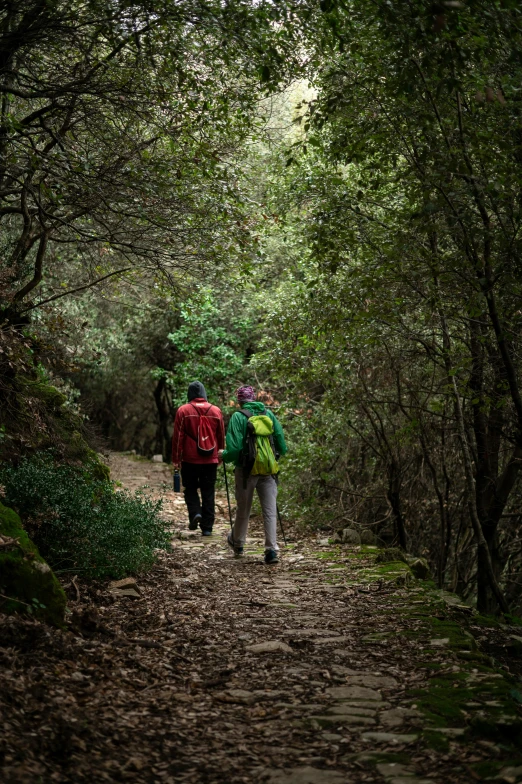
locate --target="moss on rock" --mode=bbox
[376,547,408,564]
[27,381,67,409]
[0,501,66,627]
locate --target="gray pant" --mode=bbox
[233,468,278,551]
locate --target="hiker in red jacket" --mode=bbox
[172,381,225,536]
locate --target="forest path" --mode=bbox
[2,454,521,784]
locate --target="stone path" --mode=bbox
[2,453,522,784]
[107,454,522,783]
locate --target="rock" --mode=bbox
[393,572,412,587]
[216,689,256,705]
[245,640,294,654]
[330,533,342,544]
[177,530,199,540]
[318,538,330,546]
[379,707,419,727]
[310,714,376,727]
[375,548,408,564]
[0,501,66,626]
[429,638,450,647]
[152,454,163,462]
[359,529,377,545]
[330,665,361,675]
[263,767,346,784]
[341,528,361,545]
[109,577,140,593]
[430,727,465,737]
[344,700,391,709]
[254,690,284,701]
[389,780,434,784]
[322,732,343,741]
[313,636,351,645]
[346,674,397,689]
[323,586,345,594]
[328,705,377,717]
[326,685,382,701]
[112,587,141,598]
[361,731,418,744]
[408,558,430,580]
[376,763,414,778]
[496,767,522,781]
[171,692,193,703]
[277,703,324,711]
[350,752,386,763]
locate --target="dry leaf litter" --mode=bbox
[1,453,521,784]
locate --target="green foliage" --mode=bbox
[0,456,170,579]
[0,0,300,323]
[0,325,110,471]
[166,288,252,406]
[246,0,522,613]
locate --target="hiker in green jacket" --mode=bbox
[220,385,287,565]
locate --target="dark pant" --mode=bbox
[181,462,218,531]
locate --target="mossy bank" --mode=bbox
[0,501,66,626]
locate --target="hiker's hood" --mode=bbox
[187,381,207,401]
[240,401,266,414]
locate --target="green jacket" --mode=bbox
[222,402,288,467]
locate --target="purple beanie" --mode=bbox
[236,385,256,403]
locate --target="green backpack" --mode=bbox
[239,408,279,483]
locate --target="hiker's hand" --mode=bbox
[173,462,180,470]
[218,450,224,460]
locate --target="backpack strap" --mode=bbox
[190,403,212,417]
[186,403,212,443]
[238,409,255,488]
[238,406,266,419]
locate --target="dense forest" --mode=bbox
[2,0,522,622]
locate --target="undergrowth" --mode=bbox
[0,454,170,578]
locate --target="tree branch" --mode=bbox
[12,231,49,302]
[22,266,134,311]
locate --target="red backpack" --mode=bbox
[189,404,217,456]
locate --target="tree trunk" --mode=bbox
[387,464,407,550]
[153,377,172,462]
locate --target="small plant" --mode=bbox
[0,454,170,578]
[27,597,47,615]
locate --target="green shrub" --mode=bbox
[0,455,170,578]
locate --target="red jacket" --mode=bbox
[172,398,225,465]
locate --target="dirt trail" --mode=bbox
[1,453,521,784]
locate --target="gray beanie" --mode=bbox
[187,381,207,401]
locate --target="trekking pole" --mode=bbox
[277,504,288,547]
[223,461,234,537]
[274,468,287,547]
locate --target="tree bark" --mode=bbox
[153,377,172,463]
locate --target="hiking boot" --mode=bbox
[189,513,202,531]
[264,548,279,565]
[201,529,212,537]
[227,531,243,557]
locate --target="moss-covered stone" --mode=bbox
[375,547,408,564]
[0,501,66,627]
[409,558,431,580]
[28,381,67,409]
